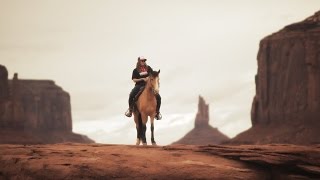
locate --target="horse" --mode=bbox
[133,70,160,146]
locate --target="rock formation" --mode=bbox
[230,11,320,144]
[194,96,209,128]
[173,96,229,145]
[0,65,94,144]
[0,65,9,100]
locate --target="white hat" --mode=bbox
[138,56,147,61]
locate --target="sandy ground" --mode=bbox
[0,143,319,179]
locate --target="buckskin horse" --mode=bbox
[133,70,160,145]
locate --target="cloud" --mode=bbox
[73,113,196,145]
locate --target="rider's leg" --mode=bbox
[125,85,142,117]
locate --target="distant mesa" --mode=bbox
[0,65,94,144]
[172,96,229,145]
[229,11,320,145]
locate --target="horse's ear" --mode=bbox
[158,69,160,74]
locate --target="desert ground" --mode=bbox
[0,143,319,179]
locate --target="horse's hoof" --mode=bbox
[136,139,141,145]
[152,143,157,146]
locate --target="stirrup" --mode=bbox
[125,109,132,117]
[155,112,162,120]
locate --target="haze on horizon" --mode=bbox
[1,0,319,145]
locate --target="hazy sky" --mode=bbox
[1,0,319,145]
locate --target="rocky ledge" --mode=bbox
[0,144,319,179]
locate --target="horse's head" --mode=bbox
[148,70,160,95]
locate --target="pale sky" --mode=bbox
[1,0,319,145]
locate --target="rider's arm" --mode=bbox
[132,68,148,83]
[132,78,147,83]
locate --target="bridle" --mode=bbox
[148,76,159,95]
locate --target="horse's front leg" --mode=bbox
[141,114,148,145]
[151,119,157,146]
[136,125,141,145]
[134,114,141,145]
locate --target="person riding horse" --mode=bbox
[125,56,162,120]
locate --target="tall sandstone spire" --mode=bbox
[173,96,229,145]
[195,96,209,128]
[230,11,320,145]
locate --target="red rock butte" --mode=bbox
[229,11,320,145]
[0,65,94,144]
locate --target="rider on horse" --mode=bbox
[125,56,162,120]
